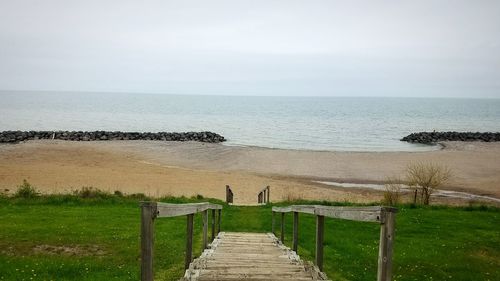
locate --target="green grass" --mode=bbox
[0,196,499,281]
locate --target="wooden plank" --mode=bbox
[275,205,396,223]
[280,212,285,242]
[272,211,275,234]
[292,212,299,252]
[315,206,383,222]
[140,202,156,281]
[211,209,216,241]
[156,202,222,218]
[217,209,221,234]
[315,215,324,271]
[377,210,396,281]
[272,206,292,213]
[185,213,194,270]
[291,205,316,215]
[203,210,208,249]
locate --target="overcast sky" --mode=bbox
[0,0,499,97]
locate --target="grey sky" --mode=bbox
[0,0,499,97]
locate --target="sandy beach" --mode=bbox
[0,140,499,205]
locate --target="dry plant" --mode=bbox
[281,189,303,202]
[406,162,452,205]
[383,176,403,206]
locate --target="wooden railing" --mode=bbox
[257,186,270,204]
[140,202,223,281]
[225,185,233,204]
[272,205,397,281]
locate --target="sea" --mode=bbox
[1,91,499,152]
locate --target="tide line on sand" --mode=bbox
[314,181,500,203]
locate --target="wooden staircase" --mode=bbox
[181,232,328,281]
[140,202,396,281]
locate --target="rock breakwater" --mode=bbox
[0,130,226,144]
[401,131,500,144]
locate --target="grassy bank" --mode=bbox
[0,194,499,281]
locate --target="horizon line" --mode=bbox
[0,89,499,100]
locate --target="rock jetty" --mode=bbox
[401,131,500,144]
[0,130,226,144]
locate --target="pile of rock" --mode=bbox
[0,130,226,144]
[401,131,500,144]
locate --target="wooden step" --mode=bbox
[180,232,327,281]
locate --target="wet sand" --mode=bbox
[0,140,499,205]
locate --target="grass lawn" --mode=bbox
[0,195,499,281]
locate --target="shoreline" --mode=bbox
[0,140,499,205]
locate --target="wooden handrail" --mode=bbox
[257,186,270,204]
[272,205,397,281]
[140,202,223,281]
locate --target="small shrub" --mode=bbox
[0,188,10,198]
[127,193,148,200]
[114,190,124,197]
[73,187,111,199]
[281,190,303,202]
[406,162,452,205]
[383,177,402,206]
[196,194,204,200]
[14,180,39,198]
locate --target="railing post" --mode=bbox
[217,209,221,233]
[377,210,396,281]
[272,211,275,234]
[141,202,157,281]
[185,213,194,270]
[202,210,208,249]
[226,185,234,204]
[211,209,216,241]
[315,215,325,271]
[293,211,299,252]
[280,212,285,242]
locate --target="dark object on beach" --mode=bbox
[401,131,500,144]
[0,130,226,144]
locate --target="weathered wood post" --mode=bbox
[272,211,276,234]
[280,212,285,242]
[217,209,221,234]
[202,210,208,249]
[185,213,194,270]
[293,211,299,252]
[266,186,270,203]
[377,209,396,281]
[315,215,325,271]
[225,185,233,204]
[141,202,157,281]
[211,209,216,241]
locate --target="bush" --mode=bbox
[127,193,148,200]
[0,188,10,198]
[73,187,111,199]
[14,180,39,198]
[383,177,402,206]
[406,162,452,205]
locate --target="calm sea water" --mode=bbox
[1,91,499,151]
